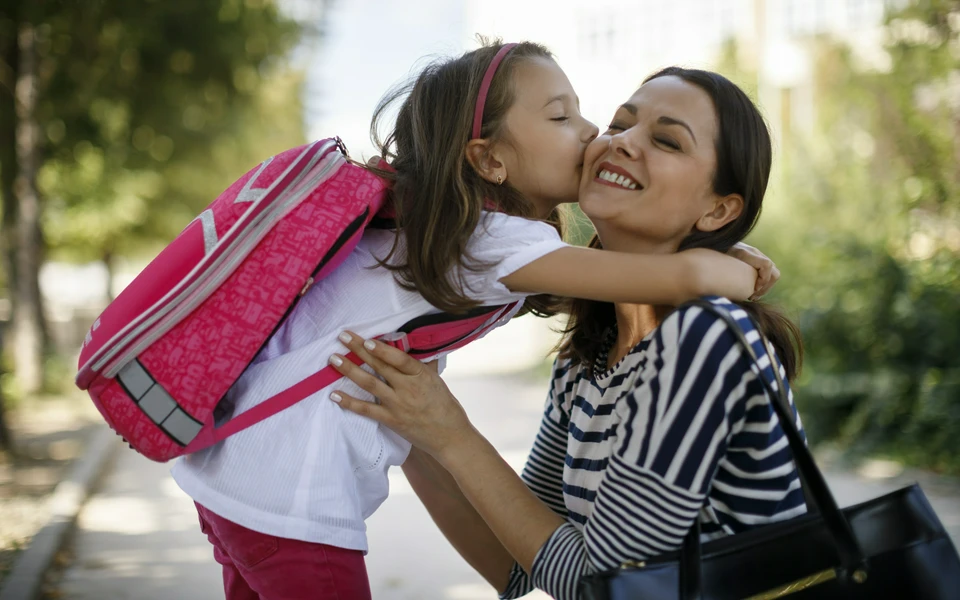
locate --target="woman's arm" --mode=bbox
[401,446,518,591]
[325,334,567,573]
[500,245,758,305]
[395,362,516,590]
[326,305,780,599]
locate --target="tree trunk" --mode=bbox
[0,329,13,455]
[103,248,115,302]
[0,4,21,454]
[13,20,45,394]
[1,12,19,305]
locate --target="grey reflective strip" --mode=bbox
[199,209,218,255]
[139,385,177,423]
[118,360,154,398]
[235,156,274,203]
[161,408,204,445]
[116,359,203,446]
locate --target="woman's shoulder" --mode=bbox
[651,297,788,405]
[545,353,592,414]
[657,296,759,351]
[549,353,586,389]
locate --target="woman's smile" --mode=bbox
[593,161,643,191]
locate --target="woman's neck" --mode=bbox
[608,303,671,368]
[599,224,681,368]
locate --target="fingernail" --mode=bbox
[329,355,343,367]
[330,392,342,403]
[363,340,376,351]
[338,332,352,344]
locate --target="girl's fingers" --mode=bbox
[328,353,394,399]
[330,390,391,424]
[757,266,781,297]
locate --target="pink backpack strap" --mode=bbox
[183,301,520,454]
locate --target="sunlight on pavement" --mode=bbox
[445,582,551,599]
[78,497,162,535]
[387,469,414,496]
[857,459,904,479]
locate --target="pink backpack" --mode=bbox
[76,138,519,462]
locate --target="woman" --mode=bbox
[327,67,807,600]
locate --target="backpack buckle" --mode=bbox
[377,332,410,352]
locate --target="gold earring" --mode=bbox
[496,175,503,185]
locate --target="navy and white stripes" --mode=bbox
[501,298,807,600]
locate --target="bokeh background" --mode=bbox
[0,0,958,597]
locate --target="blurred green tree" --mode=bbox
[0,0,306,404]
[747,0,960,472]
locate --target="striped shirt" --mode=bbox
[501,297,808,600]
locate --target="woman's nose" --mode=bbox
[611,129,640,160]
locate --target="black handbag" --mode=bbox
[579,299,960,600]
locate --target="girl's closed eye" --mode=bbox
[605,122,626,133]
[550,115,570,122]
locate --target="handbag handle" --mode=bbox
[677,300,867,600]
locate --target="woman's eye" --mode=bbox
[551,116,570,122]
[606,123,625,132]
[655,137,680,150]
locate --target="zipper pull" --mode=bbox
[334,136,349,157]
[300,277,315,296]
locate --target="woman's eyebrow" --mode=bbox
[658,116,697,145]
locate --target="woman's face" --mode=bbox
[578,76,733,253]
[498,57,600,216]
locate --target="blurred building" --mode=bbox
[464,0,905,143]
[304,0,910,373]
[309,0,906,157]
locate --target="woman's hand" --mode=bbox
[329,332,566,576]
[327,332,475,460]
[727,242,780,300]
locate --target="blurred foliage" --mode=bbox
[742,0,960,472]
[0,0,307,413]
[1,0,306,278]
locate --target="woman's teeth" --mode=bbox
[598,169,638,190]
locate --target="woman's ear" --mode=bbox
[696,193,743,232]
[465,139,506,184]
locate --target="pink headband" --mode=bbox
[471,43,518,140]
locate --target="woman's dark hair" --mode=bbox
[558,67,803,381]
[364,39,563,316]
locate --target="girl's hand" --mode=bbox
[327,332,474,460]
[727,242,780,300]
[682,248,757,302]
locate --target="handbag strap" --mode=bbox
[676,300,867,598]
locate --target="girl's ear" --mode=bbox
[465,139,507,184]
[696,193,743,232]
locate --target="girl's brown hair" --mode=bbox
[558,67,804,381]
[366,40,562,315]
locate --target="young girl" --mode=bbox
[172,41,775,599]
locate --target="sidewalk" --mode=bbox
[55,372,553,600]
[52,320,960,599]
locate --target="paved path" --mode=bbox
[58,321,960,599]
[58,371,551,600]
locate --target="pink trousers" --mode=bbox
[195,503,372,600]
